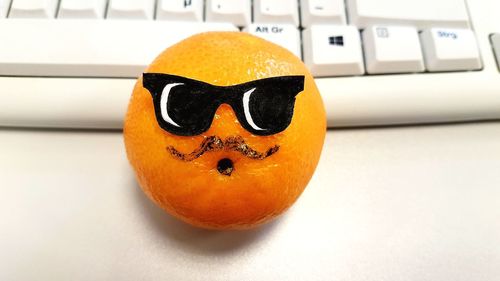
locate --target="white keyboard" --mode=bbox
[0,0,500,128]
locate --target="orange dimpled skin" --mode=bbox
[124,32,326,230]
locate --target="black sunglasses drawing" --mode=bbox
[142,73,305,136]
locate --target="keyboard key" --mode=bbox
[490,34,500,71]
[0,0,11,18]
[58,0,107,19]
[300,0,346,26]
[420,28,481,71]
[254,0,299,27]
[347,0,470,29]
[156,0,203,22]
[363,26,424,74]
[0,20,238,77]
[244,24,301,58]
[205,0,251,26]
[107,0,154,20]
[9,0,58,18]
[303,25,364,77]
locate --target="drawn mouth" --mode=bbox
[166,135,280,162]
[217,158,234,176]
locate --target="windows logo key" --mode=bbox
[328,36,344,46]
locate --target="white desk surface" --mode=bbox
[1,123,499,281]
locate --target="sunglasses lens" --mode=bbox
[161,84,218,136]
[143,73,218,136]
[241,88,296,135]
[236,76,304,136]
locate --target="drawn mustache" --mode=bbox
[167,135,280,161]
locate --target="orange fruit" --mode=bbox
[124,32,325,230]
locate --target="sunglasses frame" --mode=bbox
[142,73,305,136]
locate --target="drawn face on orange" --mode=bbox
[124,32,326,229]
[141,73,305,175]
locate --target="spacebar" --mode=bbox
[0,20,238,78]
